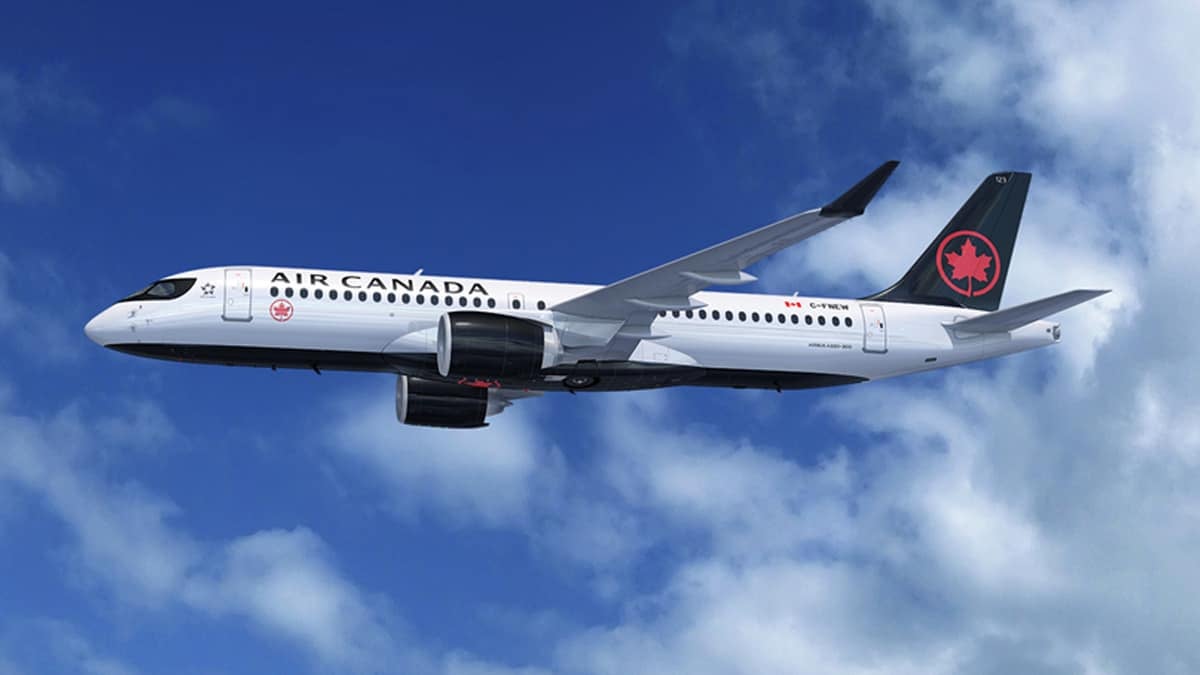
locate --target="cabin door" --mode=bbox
[223,268,252,321]
[861,303,887,353]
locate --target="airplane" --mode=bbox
[85,161,1108,428]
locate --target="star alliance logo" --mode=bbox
[200,282,216,297]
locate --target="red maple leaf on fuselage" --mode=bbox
[944,238,992,286]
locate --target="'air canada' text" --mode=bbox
[270,271,489,295]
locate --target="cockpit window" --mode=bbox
[119,278,196,302]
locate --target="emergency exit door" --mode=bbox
[861,303,886,353]
[223,268,252,321]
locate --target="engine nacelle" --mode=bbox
[436,311,561,379]
[396,375,489,428]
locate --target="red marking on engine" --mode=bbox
[458,378,501,389]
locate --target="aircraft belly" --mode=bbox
[658,328,871,378]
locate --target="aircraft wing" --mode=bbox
[551,161,899,322]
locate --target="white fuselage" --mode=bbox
[84,265,1060,391]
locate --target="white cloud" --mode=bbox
[0,251,84,362]
[0,143,57,203]
[0,66,98,128]
[185,528,411,672]
[441,653,554,675]
[0,394,404,671]
[134,96,212,132]
[667,4,855,140]
[0,619,141,675]
[0,384,557,674]
[0,67,92,203]
[328,390,564,528]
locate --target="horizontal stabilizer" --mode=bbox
[948,289,1110,333]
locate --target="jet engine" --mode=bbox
[396,375,490,428]
[436,311,562,379]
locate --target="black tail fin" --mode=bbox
[865,171,1031,311]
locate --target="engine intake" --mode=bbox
[437,311,560,379]
[396,375,489,428]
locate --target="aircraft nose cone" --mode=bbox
[84,308,120,346]
[84,313,104,345]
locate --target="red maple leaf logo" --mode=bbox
[270,299,293,321]
[944,238,992,291]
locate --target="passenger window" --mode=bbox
[790,314,798,324]
[402,293,411,303]
[270,287,279,297]
[315,289,324,299]
[698,310,707,319]
[512,298,522,310]
[752,312,760,322]
[345,291,353,301]
[764,313,772,323]
[846,317,853,327]
[488,298,496,308]
[473,298,481,307]
[445,296,453,306]
[778,313,785,323]
[373,292,381,302]
[459,297,467,307]
[416,295,425,305]
[832,316,840,326]
[388,292,396,303]
[431,295,439,305]
[285,287,294,298]
[725,311,734,321]
[358,291,367,301]
[805,315,813,325]
[738,311,747,321]
[818,316,826,326]
[685,310,693,319]
[300,288,308,299]
[537,300,546,310]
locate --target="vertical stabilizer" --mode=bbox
[865,172,1031,311]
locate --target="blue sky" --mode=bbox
[2,2,1198,674]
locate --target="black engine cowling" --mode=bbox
[436,311,559,379]
[396,375,489,428]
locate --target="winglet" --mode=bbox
[820,160,900,217]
